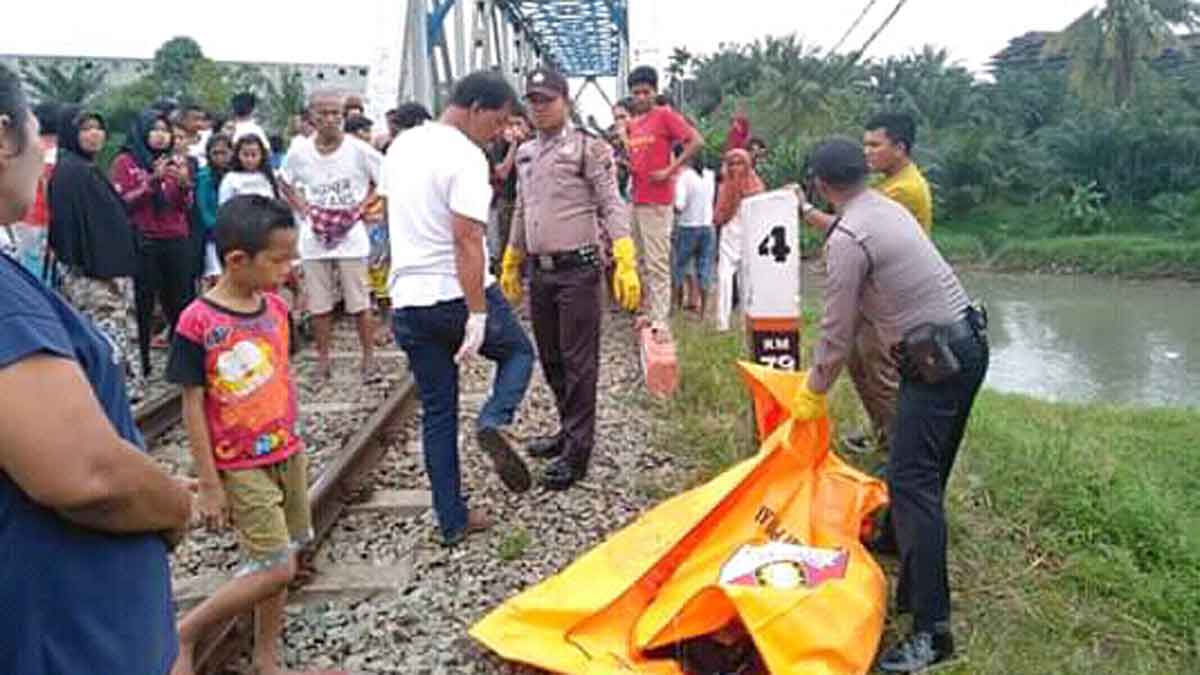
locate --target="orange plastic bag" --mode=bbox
[470,364,889,674]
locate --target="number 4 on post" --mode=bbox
[757,226,792,264]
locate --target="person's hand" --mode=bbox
[152,157,169,180]
[792,373,827,421]
[167,160,190,186]
[650,167,674,183]
[455,312,487,364]
[196,481,228,531]
[784,182,808,205]
[499,247,525,305]
[160,477,198,551]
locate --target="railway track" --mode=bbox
[129,319,422,674]
[189,373,420,674]
[134,388,183,444]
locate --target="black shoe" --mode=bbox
[476,427,532,493]
[525,435,564,459]
[877,630,954,673]
[540,453,588,491]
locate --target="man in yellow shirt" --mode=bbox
[848,113,932,453]
[797,114,936,453]
[865,113,934,234]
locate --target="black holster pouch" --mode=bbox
[898,323,961,385]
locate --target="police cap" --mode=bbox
[525,68,569,99]
[810,137,869,187]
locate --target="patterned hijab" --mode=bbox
[714,148,765,226]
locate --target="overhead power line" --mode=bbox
[831,0,881,54]
[853,0,912,59]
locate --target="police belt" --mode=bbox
[893,305,987,385]
[532,245,600,273]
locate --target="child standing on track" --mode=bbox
[166,194,311,675]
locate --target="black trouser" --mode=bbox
[529,264,603,465]
[889,324,989,633]
[134,236,196,373]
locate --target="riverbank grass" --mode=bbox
[935,203,1200,279]
[653,319,1199,674]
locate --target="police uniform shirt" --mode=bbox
[509,125,630,256]
[809,189,969,393]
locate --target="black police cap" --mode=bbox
[810,137,868,187]
[525,68,569,99]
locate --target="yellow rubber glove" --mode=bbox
[611,236,642,313]
[500,246,525,305]
[791,373,828,421]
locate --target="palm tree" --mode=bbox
[666,47,694,110]
[21,62,108,104]
[1050,0,1200,104]
[261,68,307,136]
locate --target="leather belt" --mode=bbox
[943,316,977,343]
[533,245,599,272]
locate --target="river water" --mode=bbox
[960,272,1199,409]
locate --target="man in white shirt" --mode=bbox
[672,156,717,320]
[382,72,535,547]
[279,90,383,381]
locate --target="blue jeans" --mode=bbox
[392,284,534,539]
[671,226,715,288]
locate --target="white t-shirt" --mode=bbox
[233,119,271,150]
[187,129,211,168]
[674,168,716,227]
[381,122,494,308]
[218,171,276,205]
[280,136,382,261]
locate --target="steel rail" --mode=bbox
[192,373,420,674]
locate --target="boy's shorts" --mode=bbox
[221,453,312,575]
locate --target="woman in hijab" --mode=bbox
[713,148,765,332]
[47,105,144,395]
[111,109,195,375]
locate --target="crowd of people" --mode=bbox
[0,53,988,674]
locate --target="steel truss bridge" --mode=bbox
[368,0,630,116]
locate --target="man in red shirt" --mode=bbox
[625,66,703,341]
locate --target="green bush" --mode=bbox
[1054,181,1113,235]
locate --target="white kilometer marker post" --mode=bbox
[739,189,803,372]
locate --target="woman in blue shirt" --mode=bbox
[0,64,193,675]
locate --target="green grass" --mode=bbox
[651,320,1200,674]
[936,203,1200,279]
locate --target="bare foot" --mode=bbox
[316,358,332,381]
[168,641,195,675]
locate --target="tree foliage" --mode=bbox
[21,62,108,104]
[1049,0,1200,104]
[674,13,1200,222]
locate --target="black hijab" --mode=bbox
[124,109,174,212]
[125,109,172,170]
[48,106,138,279]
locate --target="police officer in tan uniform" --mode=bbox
[794,139,989,672]
[500,68,642,490]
